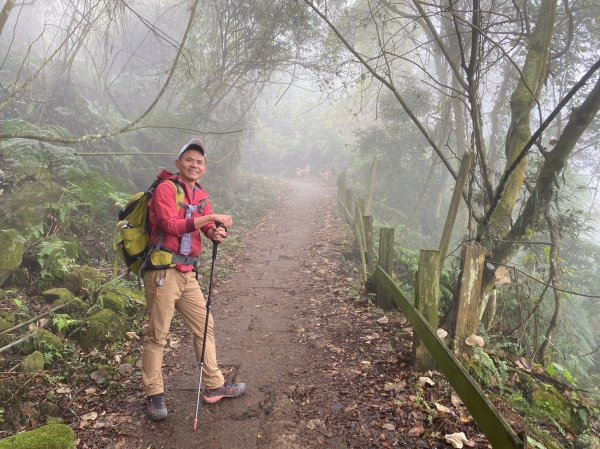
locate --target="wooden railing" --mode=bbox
[336,154,525,449]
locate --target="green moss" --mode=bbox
[527,432,564,449]
[104,283,145,306]
[98,291,125,315]
[21,351,44,372]
[0,312,14,332]
[530,382,583,434]
[41,288,74,304]
[52,297,87,316]
[76,309,125,349]
[575,431,600,449]
[0,423,75,449]
[22,329,63,354]
[62,265,106,295]
[0,229,25,287]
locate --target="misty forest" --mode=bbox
[0,0,599,448]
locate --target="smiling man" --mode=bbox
[141,138,245,421]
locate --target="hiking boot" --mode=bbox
[146,393,167,421]
[203,382,246,404]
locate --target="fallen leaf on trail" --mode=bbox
[435,402,452,413]
[418,376,435,387]
[85,387,98,396]
[81,411,98,421]
[326,344,344,353]
[465,334,485,348]
[360,361,371,367]
[377,316,389,324]
[306,418,324,430]
[119,363,134,375]
[444,432,469,448]
[408,425,425,436]
[451,393,463,407]
[91,370,109,384]
[381,422,396,431]
[125,332,140,341]
[436,328,448,339]
[384,381,406,392]
[38,318,50,328]
[56,386,71,394]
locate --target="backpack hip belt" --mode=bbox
[143,246,198,272]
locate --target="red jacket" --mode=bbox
[147,171,216,272]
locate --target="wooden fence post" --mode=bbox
[413,249,440,372]
[439,153,473,264]
[376,228,394,310]
[451,244,486,357]
[354,199,368,282]
[337,170,347,211]
[364,157,378,216]
[363,215,375,274]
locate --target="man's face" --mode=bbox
[175,149,207,183]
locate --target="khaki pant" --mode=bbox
[142,269,225,397]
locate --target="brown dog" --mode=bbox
[296,165,310,178]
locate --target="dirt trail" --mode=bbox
[139,179,337,449]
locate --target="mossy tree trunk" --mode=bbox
[0,0,15,36]
[495,74,600,263]
[484,0,557,241]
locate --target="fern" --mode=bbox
[52,314,78,334]
[36,238,78,280]
[469,347,508,389]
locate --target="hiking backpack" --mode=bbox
[114,175,205,278]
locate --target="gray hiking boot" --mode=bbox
[203,382,246,404]
[146,393,167,421]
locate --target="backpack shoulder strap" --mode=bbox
[164,179,185,210]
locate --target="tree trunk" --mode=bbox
[534,209,562,365]
[495,72,600,264]
[0,0,16,36]
[485,0,557,239]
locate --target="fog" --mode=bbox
[1,0,599,386]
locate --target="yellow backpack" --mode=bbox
[113,178,184,278]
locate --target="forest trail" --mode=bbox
[137,179,339,449]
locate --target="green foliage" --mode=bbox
[12,298,29,314]
[66,173,124,221]
[546,362,575,385]
[52,314,79,334]
[506,392,531,415]
[526,437,548,449]
[35,238,78,280]
[468,347,508,389]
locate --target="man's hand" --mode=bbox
[207,223,229,243]
[212,214,233,229]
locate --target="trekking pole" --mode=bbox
[193,241,219,432]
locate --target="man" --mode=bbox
[142,138,245,421]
